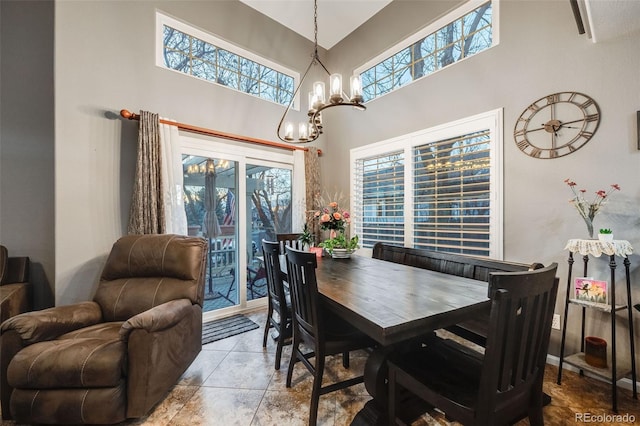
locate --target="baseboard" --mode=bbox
[546,354,638,391]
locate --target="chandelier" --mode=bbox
[276,0,366,144]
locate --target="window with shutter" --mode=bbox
[351,110,502,258]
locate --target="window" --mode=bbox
[351,110,503,258]
[157,12,298,107]
[413,130,491,255]
[353,152,405,248]
[356,1,497,102]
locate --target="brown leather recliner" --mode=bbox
[0,245,30,324]
[0,234,207,424]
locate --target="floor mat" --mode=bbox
[202,314,259,345]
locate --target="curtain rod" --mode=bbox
[120,109,321,155]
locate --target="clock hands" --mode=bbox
[523,118,585,134]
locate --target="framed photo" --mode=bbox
[574,277,608,304]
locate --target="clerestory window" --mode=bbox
[156,12,298,107]
[356,1,497,102]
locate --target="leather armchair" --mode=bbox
[0,245,30,324]
[0,234,207,424]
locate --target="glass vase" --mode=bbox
[583,216,594,239]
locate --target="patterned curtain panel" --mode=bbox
[128,111,166,234]
[304,147,321,243]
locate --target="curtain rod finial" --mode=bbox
[120,109,137,120]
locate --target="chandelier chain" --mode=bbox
[313,0,318,57]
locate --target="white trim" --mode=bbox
[354,0,499,103]
[156,10,301,110]
[350,109,504,258]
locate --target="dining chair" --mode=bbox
[276,233,303,253]
[261,239,292,370]
[388,263,559,426]
[284,246,374,426]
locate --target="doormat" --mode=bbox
[202,314,259,345]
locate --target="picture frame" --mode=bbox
[637,111,640,150]
[574,277,608,305]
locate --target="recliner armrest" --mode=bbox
[0,301,102,345]
[120,298,194,340]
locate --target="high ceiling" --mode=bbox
[239,0,392,49]
[240,0,640,50]
[583,0,640,42]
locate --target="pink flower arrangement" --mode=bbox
[314,201,350,232]
[565,179,620,238]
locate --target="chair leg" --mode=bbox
[342,351,350,369]
[309,355,325,426]
[286,337,299,388]
[262,304,273,348]
[275,330,284,370]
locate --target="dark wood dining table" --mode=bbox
[313,253,491,347]
[291,253,491,422]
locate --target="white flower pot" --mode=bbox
[330,249,353,259]
[598,233,613,243]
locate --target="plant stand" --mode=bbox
[557,238,637,412]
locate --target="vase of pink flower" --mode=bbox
[314,201,359,256]
[565,179,620,239]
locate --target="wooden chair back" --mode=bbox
[261,240,288,313]
[478,263,559,423]
[276,233,303,254]
[284,246,321,347]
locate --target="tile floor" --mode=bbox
[2,308,640,425]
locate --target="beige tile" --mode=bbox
[124,385,200,425]
[178,350,229,386]
[203,351,275,390]
[169,387,264,426]
[252,389,337,426]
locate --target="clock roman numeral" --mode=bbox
[546,94,559,105]
[580,99,594,109]
[549,149,559,158]
[579,131,593,139]
[527,104,540,113]
[516,139,531,150]
[530,148,542,158]
[514,129,526,137]
[585,113,599,122]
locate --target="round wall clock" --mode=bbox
[513,91,600,159]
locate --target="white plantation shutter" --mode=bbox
[413,130,491,256]
[351,110,502,258]
[353,151,405,248]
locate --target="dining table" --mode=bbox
[292,252,492,423]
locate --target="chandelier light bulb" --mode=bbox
[313,81,325,108]
[284,122,294,141]
[350,75,363,103]
[329,74,343,104]
[298,122,308,141]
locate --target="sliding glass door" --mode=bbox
[183,155,239,312]
[246,163,293,302]
[181,139,296,318]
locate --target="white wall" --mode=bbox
[324,0,640,360]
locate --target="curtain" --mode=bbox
[128,111,165,234]
[159,119,188,235]
[304,147,321,243]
